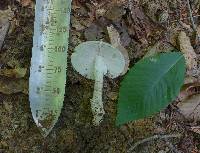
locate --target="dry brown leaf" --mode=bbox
[177,94,200,121]
[107,25,129,75]
[144,41,174,58]
[177,82,200,101]
[178,31,197,70]
[190,126,200,135]
[107,91,118,100]
[0,79,28,94]
[104,5,125,22]
[0,68,27,78]
[0,8,13,50]
[17,0,33,7]
[196,25,200,43]
[184,76,198,84]
[71,16,86,31]
[0,20,9,50]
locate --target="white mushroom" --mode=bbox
[71,41,126,125]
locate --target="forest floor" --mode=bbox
[0,0,200,153]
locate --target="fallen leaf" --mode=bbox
[107,25,121,47]
[71,16,86,31]
[117,52,185,125]
[144,41,174,58]
[178,94,200,121]
[196,25,200,43]
[128,1,161,46]
[178,31,197,70]
[17,0,33,7]
[177,82,200,102]
[84,23,105,41]
[0,9,12,50]
[184,76,198,84]
[190,126,200,135]
[0,68,27,78]
[0,79,28,94]
[107,25,129,74]
[179,21,193,32]
[0,21,9,50]
[104,5,125,22]
[107,91,118,100]
[112,21,131,47]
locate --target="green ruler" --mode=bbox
[29,0,71,136]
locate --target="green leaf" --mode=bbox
[116,52,186,125]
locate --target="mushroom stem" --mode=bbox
[91,55,107,125]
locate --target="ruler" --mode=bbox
[29,0,71,136]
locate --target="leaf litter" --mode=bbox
[0,0,200,152]
[0,68,27,78]
[178,31,197,71]
[0,8,12,50]
[107,25,129,74]
[177,94,200,121]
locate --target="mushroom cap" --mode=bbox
[71,41,126,79]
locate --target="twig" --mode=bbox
[171,14,200,23]
[186,0,200,42]
[128,0,133,14]
[127,134,181,153]
[186,0,196,31]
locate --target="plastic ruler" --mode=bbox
[29,0,71,135]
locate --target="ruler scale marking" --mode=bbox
[29,0,72,136]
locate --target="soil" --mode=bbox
[0,0,200,153]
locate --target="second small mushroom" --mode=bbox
[71,41,126,125]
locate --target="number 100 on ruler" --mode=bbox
[29,0,71,135]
